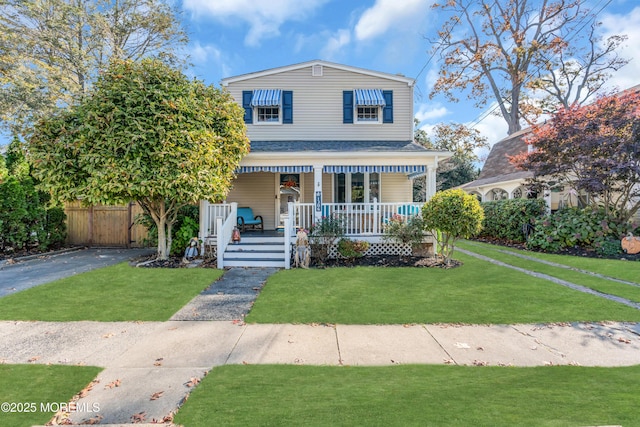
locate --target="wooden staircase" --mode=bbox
[222,235,287,268]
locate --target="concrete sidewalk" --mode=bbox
[2,320,640,425]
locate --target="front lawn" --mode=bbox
[246,253,640,324]
[0,263,222,321]
[0,364,102,427]
[174,364,640,427]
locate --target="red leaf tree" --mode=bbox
[511,89,640,224]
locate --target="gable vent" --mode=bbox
[312,64,323,77]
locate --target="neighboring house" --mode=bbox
[461,128,579,209]
[199,60,451,268]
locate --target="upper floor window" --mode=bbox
[242,89,293,125]
[343,89,393,124]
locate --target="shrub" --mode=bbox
[44,207,67,249]
[480,199,546,242]
[422,189,484,265]
[383,214,425,251]
[337,238,370,260]
[309,216,345,265]
[137,204,199,256]
[0,176,28,251]
[526,207,636,253]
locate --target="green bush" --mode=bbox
[383,214,425,250]
[526,207,635,254]
[137,204,200,256]
[422,189,484,264]
[480,199,547,242]
[0,175,28,250]
[309,216,345,265]
[337,238,370,260]
[44,207,67,249]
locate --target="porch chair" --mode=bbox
[237,207,264,232]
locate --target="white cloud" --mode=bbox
[183,0,329,47]
[189,41,221,64]
[354,0,429,41]
[600,6,640,93]
[415,103,449,122]
[320,29,352,60]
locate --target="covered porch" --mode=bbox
[198,141,450,268]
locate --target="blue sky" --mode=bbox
[178,0,640,160]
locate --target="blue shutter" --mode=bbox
[343,90,354,124]
[282,90,293,124]
[242,90,253,124]
[382,90,393,123]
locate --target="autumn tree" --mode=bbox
[429,0,628,135]
[28,59,250,259]
[414,120,486,198]
[512,90,640,224]
[0,0,187,136]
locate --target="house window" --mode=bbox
[343,89,393,124]
[242,89,293,124]
[334,172,380,203]
[257,106,279,123]
[357,106,379,122]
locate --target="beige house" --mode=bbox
[199,60,451,268]
[461,128,578,209]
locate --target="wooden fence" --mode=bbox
[64,201,149,247]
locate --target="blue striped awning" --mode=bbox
[354,89,386,106]
[237,166,313,173]
[323,165,425,174]
[250,89,282,107]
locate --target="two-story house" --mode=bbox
[199,60,451,268]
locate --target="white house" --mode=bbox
[199,60,451,268]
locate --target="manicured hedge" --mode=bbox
[479,199,547,242]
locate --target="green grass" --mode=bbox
[0,364,102,427]
[458,240,640,303]
[459,239,640,283]
[245,253,640,324]
[0,263,222,321]
[174,364,640,427]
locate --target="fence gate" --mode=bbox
[64,201,149,247]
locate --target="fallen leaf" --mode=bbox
[472,360,488,366]
[103,381,118,390]
[443,359,454,364]
[476,346,484,351]
[82,414,104,425]
[154,357,164,366]
[150,391,164,400]
[131,411,146,423]
[102,333,115,338]
[618,337,631,344]
[185,377,200,387]
[27,356,40,363]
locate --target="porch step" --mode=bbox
[223,258,286,268]
[222,236,287,268]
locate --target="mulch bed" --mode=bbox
[132,254,461,269]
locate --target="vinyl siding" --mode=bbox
[380,174,412,203]
[226,173,276,229]
[226,65,413,141]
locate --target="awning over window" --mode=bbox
[237,165,313,173]
[354,89,386,106]
[323,165,425,174]
[250,89,282,107]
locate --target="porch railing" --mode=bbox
[294,202,422,235]
[216,203,237,269]
[206,203,233,237]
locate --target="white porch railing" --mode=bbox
[206,203,233,237]
[294,202,422,235]
[216,203,237,269]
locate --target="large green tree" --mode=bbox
[429,0,627,134]
[28,59,250,259]
[0,0,187,136]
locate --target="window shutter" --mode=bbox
[282,90,293,124]
[382,90,393,123]
[242,90,253,124]
[343,91,354,124]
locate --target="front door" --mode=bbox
[276,173,301,229]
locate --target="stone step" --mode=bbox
[223,258,286,268]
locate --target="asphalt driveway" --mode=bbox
[0,248,155,297]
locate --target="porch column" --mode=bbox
[425,165,437,201]
[313,165,323,224]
